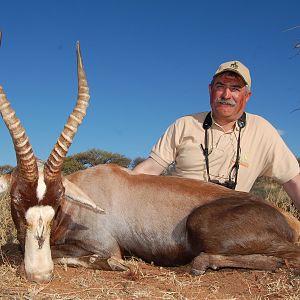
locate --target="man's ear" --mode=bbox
[208,83,212,95]
[0,173,12,193]
[245,91,252,103]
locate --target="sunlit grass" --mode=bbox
[251,176,300,219]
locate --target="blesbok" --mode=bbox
[0,42,300,283]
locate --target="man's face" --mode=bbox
[209,72,251,123]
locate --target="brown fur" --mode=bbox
[186,197,300,271]
[190,253,284,275]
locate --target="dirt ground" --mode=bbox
[1,243,300,300]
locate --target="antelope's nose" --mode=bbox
[26,269,53,283]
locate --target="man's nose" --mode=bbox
[222,87,232,99]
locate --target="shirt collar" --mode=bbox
[211,115,239,133]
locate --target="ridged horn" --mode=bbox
[44,42,90,181]
[0,86,38,182]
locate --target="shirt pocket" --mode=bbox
[208,148,235,179]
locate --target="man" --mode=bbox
[133,60,300,210]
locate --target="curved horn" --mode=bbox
[0,86,38,182]
[44,42,90,181]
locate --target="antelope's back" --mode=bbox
[65,163,243,212]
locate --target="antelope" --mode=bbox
[0,42,300,283]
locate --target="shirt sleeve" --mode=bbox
[260,121,300,184]
[149,120,180,168]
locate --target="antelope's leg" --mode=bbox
[53,255,129,271]
[51,244,128,271]
[190,252,284,275]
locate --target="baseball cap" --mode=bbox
[214,60,251,89]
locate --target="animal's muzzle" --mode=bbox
[19,261,53,283]
[25,269,53,283]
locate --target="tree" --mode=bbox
[62,148,131,175]
[62,159,85,176]
[0,164,14,175]
[284,25,300,57]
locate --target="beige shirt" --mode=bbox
[150,112,300,192]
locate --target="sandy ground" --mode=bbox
[1,243,300,299]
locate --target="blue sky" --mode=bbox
[0,0,299,166]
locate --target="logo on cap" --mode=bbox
[230,61,238,69]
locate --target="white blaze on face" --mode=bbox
[36,171,47,201]
[24,205,55,283]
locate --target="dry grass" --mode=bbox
[1,178,300,299]
[1,260,300,299]
[251,176,300,219]
[0,192,17,246]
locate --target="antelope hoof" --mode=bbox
[190,268,206,276]
[107,257,129,271]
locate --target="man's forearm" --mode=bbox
[132,157,165,175]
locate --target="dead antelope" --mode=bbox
[0,42,300,283]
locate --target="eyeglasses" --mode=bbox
[201,112,246,190]
[208,163,239,189]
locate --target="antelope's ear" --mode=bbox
[0,174,11,193]
[62,177,105,214]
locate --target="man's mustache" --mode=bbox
[216,97,236,106]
